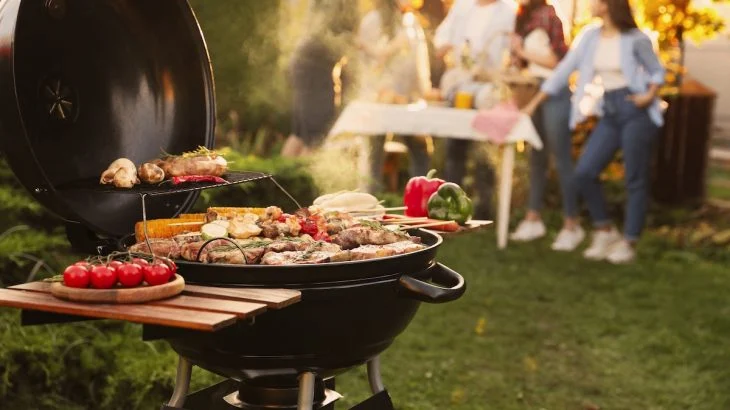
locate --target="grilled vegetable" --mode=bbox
[138,163,165,184]
[112,167,139,188]
[134,217,206,242]
[172,175,227,184]
[228,217,262,239]
[403,169,445,217]
[100,158,136,184]
[201,222,229,241]
[427,183,473,225]
[210,219,231,229]
[206,207,268,222]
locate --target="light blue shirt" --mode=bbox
[541,23,666,129]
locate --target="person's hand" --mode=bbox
[626,92,654,108]
[521,101,538,117]
[436,44,453,59]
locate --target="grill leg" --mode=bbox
[367,356,385,394]
[167,355,193,408]
[297,372,317,410]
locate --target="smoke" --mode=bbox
[307,140,370,193]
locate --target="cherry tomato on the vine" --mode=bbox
[63,265,90,288]
[144,263,171,286]
[90,266,117,289]
[117,263,144,287]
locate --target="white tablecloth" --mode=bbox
[327,100,543,250]
[329,100,542,149]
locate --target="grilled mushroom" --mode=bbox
[138,162,165,184]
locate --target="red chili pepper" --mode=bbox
[403,169,445,217]
[172,175,227,185]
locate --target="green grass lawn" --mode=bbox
[334,230,730,410]
[2,229,730,409]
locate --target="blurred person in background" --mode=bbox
[508,0,584,251]
[522,0,665,264]
[357,0,432,192]
[282,0,358,157]
[433,0,516,219]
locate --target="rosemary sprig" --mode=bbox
[160,146,224,160]
[296,241,325,261]
[210,237,304,253]
[359,219,386,231]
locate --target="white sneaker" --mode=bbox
[510,220,546,242]
[583,228,622,260]
[606,240,636,264]
[551,226,586,251]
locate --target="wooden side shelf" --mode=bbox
[0,281,301,332]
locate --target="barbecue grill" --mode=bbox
[0,1,468,408]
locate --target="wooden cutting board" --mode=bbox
[50,275,185,304]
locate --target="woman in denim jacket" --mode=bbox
[508,0,583,251]
[522,0,665,264]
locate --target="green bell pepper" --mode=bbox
[427,183,473,225]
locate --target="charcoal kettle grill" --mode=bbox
[0,1,468,409]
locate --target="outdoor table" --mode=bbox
[0,281,301,408]
[328,100,542,250]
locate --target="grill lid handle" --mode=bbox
[398,263,466,304]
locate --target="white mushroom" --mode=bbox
[112,167,138,189]
[100,158,136,184]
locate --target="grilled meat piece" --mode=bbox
[173,232,203,245]
[265,206,283,221]
[346,240,426,261]
[349,245,397,260]
[260,251,334,265]
[159,155,227,177]
[129,239,181,259]
[331,226,410,250]
[206,246,266,265]
[383,241,426,254]
[180,239,231,262]
[323,211,356,235]
[265,240,303,253]
[260,241,345,265]
[260,219,301,239]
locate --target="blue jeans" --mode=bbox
[528,86,577,218]
[574,88,660,240]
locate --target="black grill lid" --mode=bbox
[0,0,215,237]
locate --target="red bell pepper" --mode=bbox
[403,169,445,217]
[171,175,227,184]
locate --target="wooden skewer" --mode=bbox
[383,213,413,219]
[348,206,407,213]
[401,220,456,230]
[381,218,427,224]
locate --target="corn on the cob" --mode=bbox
[206,207,267,221]
[134,219,205,242]
[178,214,207,221]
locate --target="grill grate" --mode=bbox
[55,171,272,197]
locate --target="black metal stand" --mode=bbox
[160,355,395,410]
